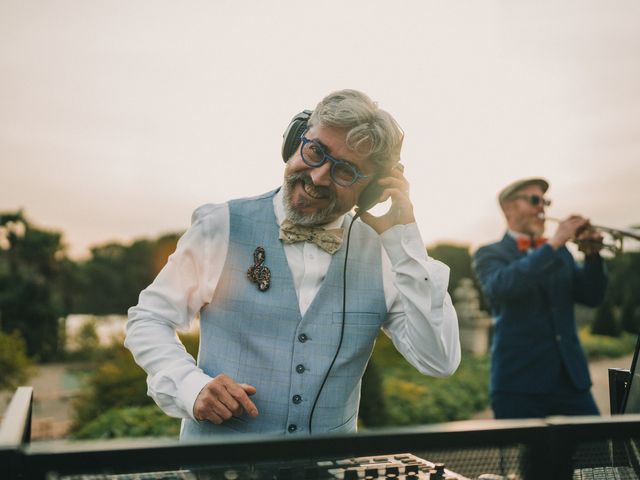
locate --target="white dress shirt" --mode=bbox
[125,189,461,421]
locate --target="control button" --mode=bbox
[365,468,378,478]
[344,469,359,480]
[433,463,446,480]
[385,466,399,477]
[292,394,302,404]
[288,424,297,433]
[298,333,308,343]
[296,364,306,374]
[405,465,420,475]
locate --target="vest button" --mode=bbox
[292,394,302,404]
[296,364,305,374]
[298,333,308,343]
[288,424,297,433]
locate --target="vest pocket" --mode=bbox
[332,312,381,326]
[327,410,357,433]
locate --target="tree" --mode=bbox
[0,211,66,360]
[0,330,33,391]
[591,298,622,337]
[65,233,180,315]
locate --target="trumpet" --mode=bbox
[539,213,640,254]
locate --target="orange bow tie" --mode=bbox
[517,236,547,252]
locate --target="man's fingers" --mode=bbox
[205,411,224,425]
[215,387,243,417]
[194,375,259,423]
[228,383,259,417]
[239,383,257,396]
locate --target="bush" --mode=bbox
[579,327,637,359]
[359,358,388,428]
[71,344,152,431]
[360,334,489,427]
[381,355,490,426]
[0,330,34,391]
[71,405,180,439]
[70,330,200,436]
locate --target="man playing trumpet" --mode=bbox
[473,177,607,419]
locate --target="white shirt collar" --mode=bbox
[273,188,345,230]
[507,229,524,240]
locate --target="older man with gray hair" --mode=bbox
[473,177,607,419]
[125,89,460,438]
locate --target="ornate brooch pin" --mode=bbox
[247,246,271,291]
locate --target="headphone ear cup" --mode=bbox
[282,110,312,163]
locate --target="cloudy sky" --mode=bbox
[1,0,639,258]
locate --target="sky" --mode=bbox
[1,0,639,259]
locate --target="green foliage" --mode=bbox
[579,326,637,359]
[71,405,180,439]
[0,211,65,360]
[64,234,180,315]
[358,359,388,428]
[76,318,100,355]
[592,298,622,337]
[621,295,640,334]
[0,330,34,391]
[71,344,152,431]
[179,330,200,358]
[590,250,640,337]
[360,334,489,427]
[70,330,200,437]
[382,356,489,426]
[427,243,471,292]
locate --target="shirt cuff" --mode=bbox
[177,369,213,421]
[380,223,425,264]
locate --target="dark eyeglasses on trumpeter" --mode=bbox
[299,135,369,187]
[513,194,552,207]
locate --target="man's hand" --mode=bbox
[548,215,590,250]
[358,165,415,234]
[576,225,604,256]
[193,374,258,424]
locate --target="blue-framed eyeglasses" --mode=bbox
[299,135,369,187]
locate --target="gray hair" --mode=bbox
[308,89,404,172]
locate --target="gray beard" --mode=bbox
[282,173,339,226]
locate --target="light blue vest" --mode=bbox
[181,190,386,438]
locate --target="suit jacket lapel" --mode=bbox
[500,233,524,259]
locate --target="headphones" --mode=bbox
[281,110,313,162]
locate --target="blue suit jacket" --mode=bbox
[473,234,607,395]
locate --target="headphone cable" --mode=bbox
[307,216,357,434]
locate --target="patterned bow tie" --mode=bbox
[279,219,344,254]
[517,236,547,252]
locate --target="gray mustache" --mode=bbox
[288,173,334,200]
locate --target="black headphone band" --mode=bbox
[281,109,313,163]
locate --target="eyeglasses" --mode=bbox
[513,194,552,207]
[299,135,369,187]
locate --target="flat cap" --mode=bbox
[498,177,549,205]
